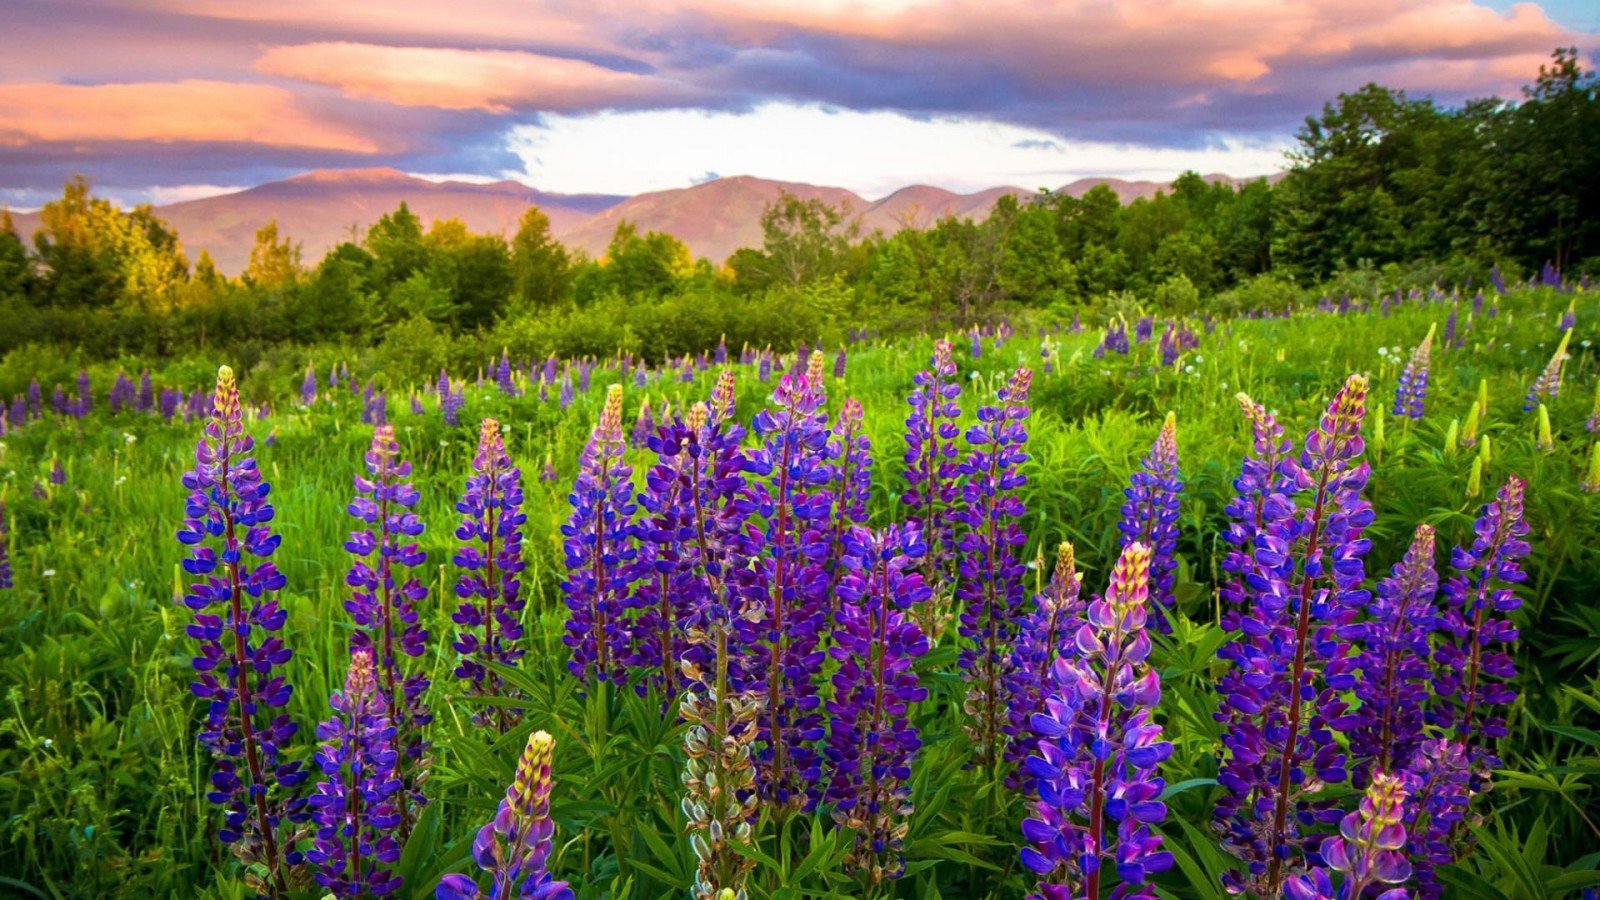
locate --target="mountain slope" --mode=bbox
[7,168,625,274]
[3,169,1284,273]
[552,176,867,263]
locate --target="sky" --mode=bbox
[0,0,1596,208]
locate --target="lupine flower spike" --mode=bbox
[1215,374,1372,896]
[1524,330,1571,411]
[1005,542,1083,790]
[902,339,963,641]
[345,423,431,835]
[957,368,1033,771]
[451,418,529,731]
[747,357,833,810]
[1283,773,1411,900]
[1393,324,1434,420]
[1020,543,1175,900]
[1117,412,1182,625]
[1432,476,1529,774]
[822,397,873,617]
[436,731,572,900]
[825,524,931,886]
[561,385,637,687]
[0,502,10,590]
[307,649,403,897]
[176,365,305,894]
[1339,525,1438,786]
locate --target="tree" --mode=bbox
[600,220,693,298]
[1484,48,1600,271]
[510,207,571,310]
[427,218,513,329]
[364,203,428,291]
[244,220,301,289]
[753,192,859,287]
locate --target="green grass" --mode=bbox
[1,287,1598,898]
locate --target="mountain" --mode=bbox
[3,169,1282,273]
[6,168,625,274]
[859,185,1031,233]
[1056,172,1278,202]
[555,175,866,262]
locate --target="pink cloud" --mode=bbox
[0,80,382,152]
[255,43,689,112]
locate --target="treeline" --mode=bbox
[0,48,1593,390]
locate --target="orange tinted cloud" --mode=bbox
[255,43,686,112]
[0,80,380,152]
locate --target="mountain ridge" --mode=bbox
[4,168,1279,274]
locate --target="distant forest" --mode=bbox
[0,48,1594,395]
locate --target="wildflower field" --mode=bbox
[1,280,1598,900]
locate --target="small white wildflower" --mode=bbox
[43,569,56,577]
[123,432,137,444]
[1184,364,1196,374]
[115,475,128,486]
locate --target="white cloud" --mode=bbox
[505,102,1289,197]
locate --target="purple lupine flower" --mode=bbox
[824,523,930,886]
[1005,542,1083,791]
[631,396,653,448]
[345,424,431,836]
[1283,773,1411,900]
[629,400,711,699]
[1400,738,1475,898]
[561,385,637,687]
[1559,299,1576,330]
[956,368,1033,769]
[1588,378,1600,434]
[559,373,573,410]
[75,368,91,416]
[307,649,404,898]
[451,418,528,731]
[833,345,847,380]
[302,363,317,406]
[1338,524,1438,786]
[758,351,772,383]
[670,371,760,701]
[538,456,558,484]
[822,397,873,619]
[1393,326,1435,420]
[0,502,12,590]
[9,394,24,428]
[109,371,132,413]
[1117,412,1182,626]
[1020,543,1174,900]
[1215,374,1373,896]
[436,731,572,900]
[50,384,67,416]
[1134,315,1153,344]
[496,348,516,396]
[175,365,305,892]
[970,331,982,359]
[1524,331,1571,411]
[1431,475,1528,772]
[902,339,963,633]
[746,354,834,810]
[440,371,464,427]
[27,379,40,418]
[48,457,65,486]
[714,335,728,365]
